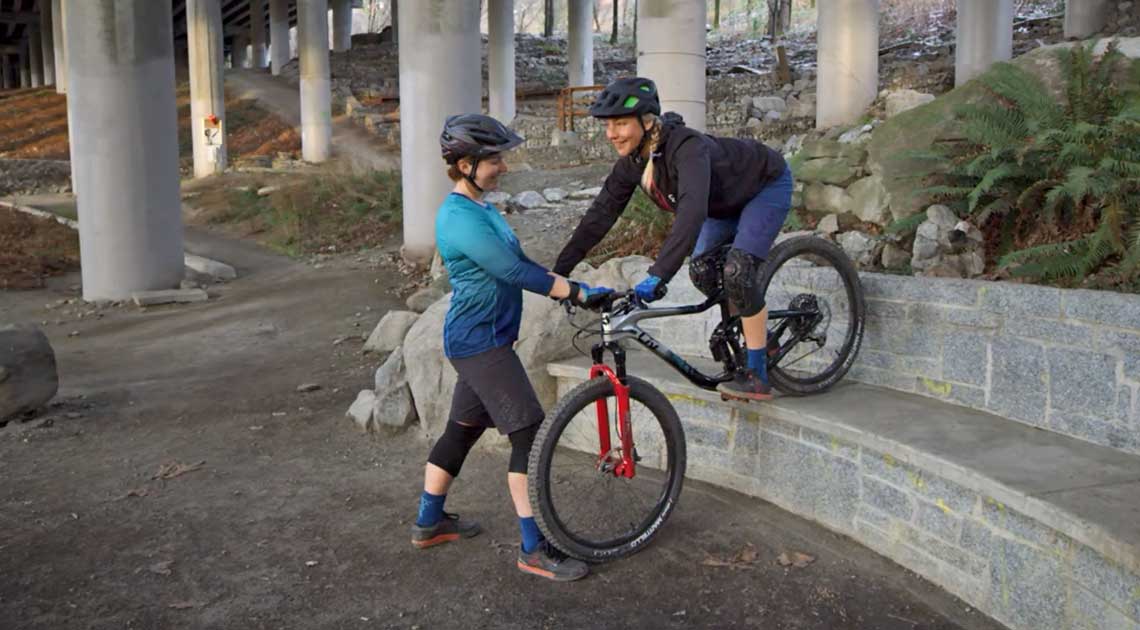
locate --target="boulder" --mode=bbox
[885,89,936,118]
[0,325,58,422]
[362,310,420,354]
[542,188,567,203]
[346,390,377,431]
[881,242,912,269]
[406,286,446,313]
[845,174,892,225]
[372,347,417,430]
[752,96,788,112]
[484,191,511,207]
[795,158,860,187]
[910,205,986,278]
[568,186,602,200]
[837,231,882,268]
[803,183,850,214]
[511,190,546,210]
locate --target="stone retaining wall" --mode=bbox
[647,267,1140,456]
[549,368,1140,630]
[0,159,71,196]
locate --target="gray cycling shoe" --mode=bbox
[517,540,589,582]
[410,512,481,549]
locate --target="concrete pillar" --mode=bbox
[816,0,879,129]
[1064,0,1111,39]
[66,0,185,301]
[187,0,228,178]
[390,0,398,44]
[29,28,44,88]
[636,0,707,132]
[19,52,30,88]
[39,0,55,85]
[51,0,67,93]
[250,0,269,68]
[568,0,593,87]
[955,0,1013,87]
[488,0,516,123]
[233,34,250,68]
[299,0,332,163]
[398,0,481,264]
[269,0,290,75]
[332,0,352,51]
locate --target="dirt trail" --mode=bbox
[0,222,1009,629]
[225,69,399,174]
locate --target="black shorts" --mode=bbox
[448,344,545,435]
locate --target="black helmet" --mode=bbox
[589,77,661,119]
[440,114,524,164]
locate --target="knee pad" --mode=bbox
[508,423,540,474]
[428,421,485,478]
[723,248,765,317]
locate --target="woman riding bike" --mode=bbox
[408,113,611,582]
[552,77,794,402]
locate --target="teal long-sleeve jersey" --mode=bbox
[436,193,556,359]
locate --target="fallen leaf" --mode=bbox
[305,560,319,567]
[153,460,206,480]
[125,487,149,498]
[777,551,816,568]
[169,601,198,610]
[149,560,173,576]
[734,543,759,564]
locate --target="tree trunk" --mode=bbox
[544,0,555,37]
[767,0,791,38]
[611,0,619,44]
[713,0,721,30]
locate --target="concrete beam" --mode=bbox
[66,0,185,301]
[637,0,707,132]
[955,0,1013,87]
[398,0,481,264]
[299,0,332,163]
[0,12,38,25]
[1064,0,1111,38]
[816,0,879,129]
[488,0,516,124]
[567,0,593,87]
[187,0,228,178]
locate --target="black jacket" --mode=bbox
[552,115,787,281]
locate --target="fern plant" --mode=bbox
[914,41,1140,285]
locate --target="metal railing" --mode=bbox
[556,85,604,132]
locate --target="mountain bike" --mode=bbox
[527,235,866,561]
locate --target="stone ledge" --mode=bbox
[549,351,1140,630]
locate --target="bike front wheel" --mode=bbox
[527,375,686,562]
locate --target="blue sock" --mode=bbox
[416,491,446,527]
[519,516,544,553]
[747,348,769,384]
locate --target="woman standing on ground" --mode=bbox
[408,114,611,582]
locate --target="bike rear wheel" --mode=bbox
[760,235,866,396]
[528,375,686,562]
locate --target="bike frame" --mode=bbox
[585,292,819,478]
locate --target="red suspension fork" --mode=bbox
[589,363,636,478]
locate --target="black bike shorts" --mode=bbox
[447,344,545,435]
